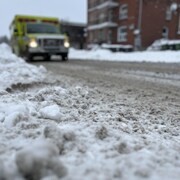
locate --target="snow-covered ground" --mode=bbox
[0,44,180,180]
[69,48,180,63]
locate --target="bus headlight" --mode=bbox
[29,39,38,48]
[64,41,70,48]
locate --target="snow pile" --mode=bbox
[0,83,179,180]
[0,43,17,61]
[69,48,180,63]
[0,43,46,91]
[15,140,67,180]
[0,43,180,180]
[2,104,30,128]
[0,139,67,180]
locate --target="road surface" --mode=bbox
[32,59,180,129]
[32,59,180,93]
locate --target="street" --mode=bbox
[32,60,180,142]
[32,59,180,96]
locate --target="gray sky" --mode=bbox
[0,0,87,37]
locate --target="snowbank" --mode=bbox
[0,43,46,91]
[69,48,180,63]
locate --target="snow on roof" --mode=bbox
[60,20,86,27]
[88,1,119,12]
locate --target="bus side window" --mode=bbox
[13,28,18,36]
[14,29,18,33]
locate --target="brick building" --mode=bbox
[87,0,180,50]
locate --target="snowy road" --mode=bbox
[32,59,180,89]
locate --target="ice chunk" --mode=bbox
[40,104,63,121]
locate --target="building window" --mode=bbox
[99,13,105,23]
[108,10,113,22]
[119,4,128,20]
[89,32,93,42]
[162,27,169,39]
[108,30,112,43]
[166,7,172,20]
[118,26,128,42]
[98,29,105,43]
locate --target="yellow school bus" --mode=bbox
[9,15,70,61]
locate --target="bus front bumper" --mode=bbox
[28,46,69,55]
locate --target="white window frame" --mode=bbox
[117,26,128,42]
[119,4,128,20]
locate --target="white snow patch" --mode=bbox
[0,43,47,91]
[40,104,63,121]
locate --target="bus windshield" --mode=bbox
[26,23,60,34]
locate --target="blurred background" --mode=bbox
[1,0,180,51]
[0,0,87,49]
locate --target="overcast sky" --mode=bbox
[0,0,87,37]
